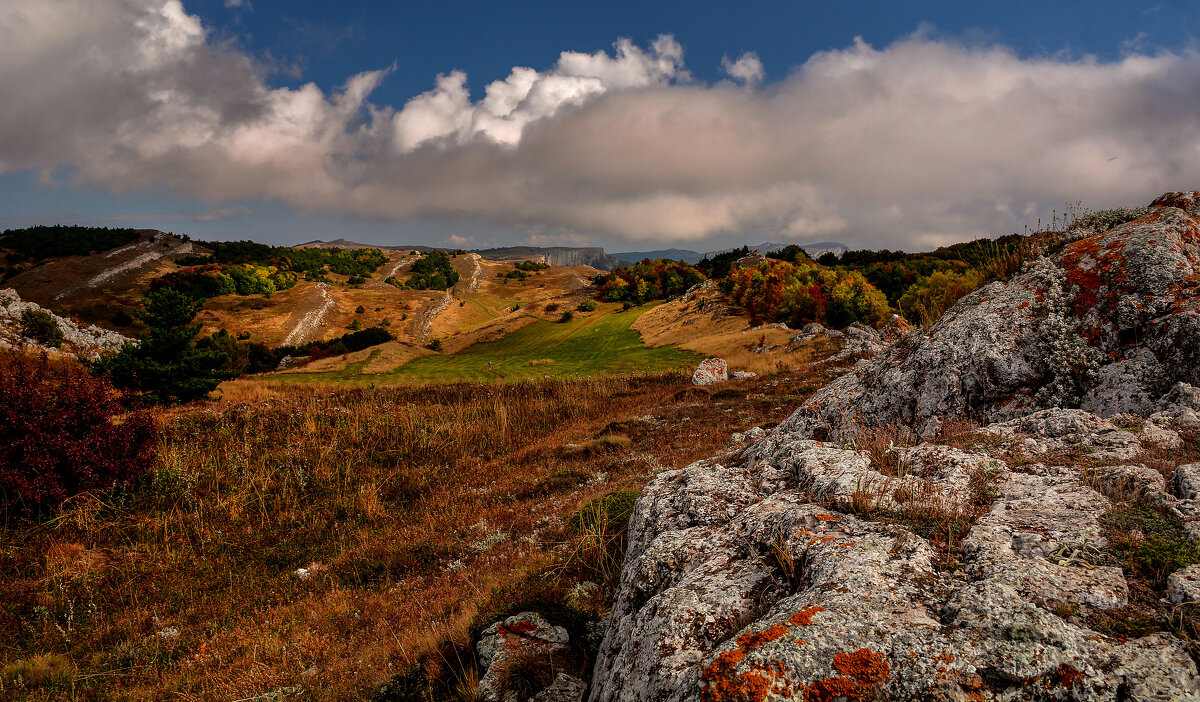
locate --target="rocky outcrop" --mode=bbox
[778,193,1200,441]
[590,409,1200,701]
[591,191,1200,702]
[476,246,625,271]
[0,288,133,358]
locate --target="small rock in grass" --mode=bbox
[691,358,728,386]
[1167,564,1200,604]
[1141,420,1182,449]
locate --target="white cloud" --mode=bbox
[4,1,1200,250]
[393,36,686,151]
[721,52,764,85]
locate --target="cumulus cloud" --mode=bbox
[4,1,1200,249]
[721,52,764,85]
[393,35,686,151]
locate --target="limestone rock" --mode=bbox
[1140,420,1182,449]
[734,250,766,267]
[530,674,586,702]
[1088,464,1169,503]
[0,288,134,359]
[589,430,1198,701]
[979,409,1144,461]
[730,370,757,380]
[691,358,728,386]
[476,612,570,702]
[776,194,1200,441]
[590,192,1200,701]
[1178,465,1200,502]
[1168,565,1200,605]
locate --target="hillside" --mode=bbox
[3,229,198,330]
[9,192,1200,701]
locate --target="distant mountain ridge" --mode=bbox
[295,239,850,271]
[612,241,849,265]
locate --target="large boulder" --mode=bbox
[778,193,1200,441]
[590,191,1200,702]
[589,413,1200,701]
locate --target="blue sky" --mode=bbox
[2,1,1200,251]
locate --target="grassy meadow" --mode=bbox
[0,368,830,701]
[276,305,701,386]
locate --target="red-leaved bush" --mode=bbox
[0,351,157,514]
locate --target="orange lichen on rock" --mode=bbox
[1053,663,1084,688]
[497,620,541,649]
[738,624,789,649]
[700,640,784,702]
[833,649,891,688]
[815,514,839,521]
[499,621,538,635]
[787,604,825,627]
[801,648,891,702]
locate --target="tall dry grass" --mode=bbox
[0,370,824,700]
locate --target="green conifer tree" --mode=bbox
[92,288,235,404]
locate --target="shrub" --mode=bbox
[19,308,64,348]
[91,288,236,405]
[355,305,366,314]
[1106,506,1200,588]
[577,299,598,312]
[595,259,706,304]
[408,251,460,290]
[0,351,156,514]
[898,269,982,326]
[727,260,890,329]
[559,311,574,323]
[427,338,443,352]
[1066,206,1152,238]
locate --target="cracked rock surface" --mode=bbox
[590,412,1200,701]
[590,191,1200,702]
[777,193,1200,442]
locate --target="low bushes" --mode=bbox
[19,308,63,348]
[0,351,157,514]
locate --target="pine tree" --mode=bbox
[92,288,235,404]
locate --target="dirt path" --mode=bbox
[281,283,334,346]
[408,291,452,344]
[403,255,483,344]
[370,256,418,289]
[453,253,483,295]
[54,239,193,302]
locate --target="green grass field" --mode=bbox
[278,305,700,385]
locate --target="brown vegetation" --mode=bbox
[0,370,826,700]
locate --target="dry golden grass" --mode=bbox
[631,285,835,375]
[0,370,827,701]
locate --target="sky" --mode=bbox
[3,1,1200,253]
